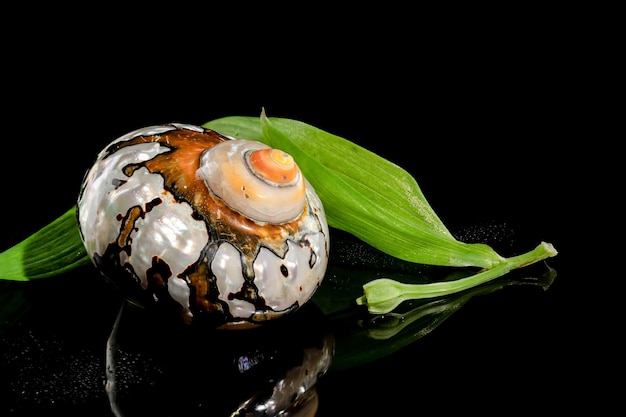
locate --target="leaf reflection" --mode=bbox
[324,264,556,372]
[316,228,557,371]
[366,265,556,341]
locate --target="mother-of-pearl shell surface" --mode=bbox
[77,123,329,328]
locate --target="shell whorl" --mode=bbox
[199,139,306,224]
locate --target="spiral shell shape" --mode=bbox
[77,123,329,328]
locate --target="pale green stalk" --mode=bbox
[356,242,557,314]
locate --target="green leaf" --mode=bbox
[205,112,505,269]
[0,206,90,281]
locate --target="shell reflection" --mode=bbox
[105,301,334,416]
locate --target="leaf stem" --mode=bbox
[356,241,558,314]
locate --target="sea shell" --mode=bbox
[77,123,329,328]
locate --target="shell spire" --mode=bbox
[199,140,306,225]
[247,148,300,185]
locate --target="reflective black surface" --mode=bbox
[2,24,603,415]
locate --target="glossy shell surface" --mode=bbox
[77,123,329,328]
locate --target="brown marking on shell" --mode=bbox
[109,127,309,263]
[101,126,324,325]
[116,205,143,248]
[187,257,224,316]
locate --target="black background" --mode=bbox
[1,7,612,416]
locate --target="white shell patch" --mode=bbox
[213,242,255,319]
[254,236,326,312]
[79,142,207,297]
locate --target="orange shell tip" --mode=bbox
[248,148,299,184]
